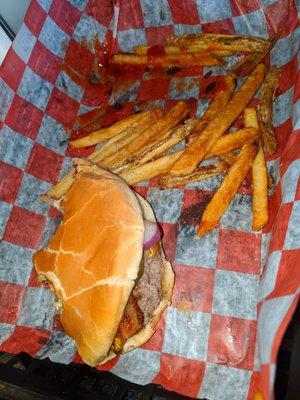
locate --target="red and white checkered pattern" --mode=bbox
[0,1,299,399]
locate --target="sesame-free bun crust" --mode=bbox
[33,161,145,366]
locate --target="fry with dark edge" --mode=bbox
[170,63,266,176]
[219,151,237,166]
[203,128,259,159]
[158,161,228,189]
[187,76,236,144]
[198,143,258,236]
[244,107,269,231]
[229,34,278,78]
[169,33,268,53]
[43,108,163,200]
[69,112,148,148]
[133,44,234,57]
[112,119,198,174]
[110,52,226,68]
[258,66,279,154]
[119,151,183,186]
[100,101,189,167]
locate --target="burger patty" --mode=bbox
[133,247,163,324]
[111,244,164,353]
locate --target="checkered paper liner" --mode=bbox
[0,1,299,399]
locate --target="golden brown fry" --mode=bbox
[219,151,237,166]
[169,33,268,53]
[158,161,228,189]
[198,143,258,236]
[100,101,188,167]
[258,66,279,154]
[112,119,197,174]
[120,151,183,185]
[42,171,74,201]
[252,146,269,230]
[69,112,147,148]
[170,63,266,176]
[244,107,269,230]
[110,52,225,67]
[187,76,236,144]
[204,127,259,159]
[230,34,278,78]
[91,108,163,164]
[45,109,163,199]
[133,44,234,57]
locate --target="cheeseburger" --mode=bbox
[33,160,174,366]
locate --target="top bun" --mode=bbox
[33,160,145,366]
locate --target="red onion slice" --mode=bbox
[143,220,161,249]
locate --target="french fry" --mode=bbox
[110,52,225,68]
[219,151,237,166]
[244,107,269,230]
[120,151,183,185]
[170,63,266,176]
[187,75,236,144]
[258,66,279,154]
[112,119,198,174]
[158,161,228,189]
[91,108,163,164]
[204,128,259,159]
[100,101,188,168]
[42,171,74,201]
[230,34,278,78]
[169,33,268,53]
[69,112,148,148]
[133,44,234,57]
[44,109,163,199]
[198,143,258,236]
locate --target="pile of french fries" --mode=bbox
[44,33,279,236]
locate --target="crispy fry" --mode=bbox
[258,66,279,154]
[170,63,266,176]
[219,151,237,166]
[169,33,268,53]
[204,128,259,159]
[100,101,188,168]
[45,109,163,199]
[110,52,225,68]
[187,76,236,144]
[90,108,163,164]
[42,171,74,201]
[158,161,228,189]
[244,107,269,230]
[113,119,197,174]
[198,143,258,236]
[69,112,148,148]
[230,34,278,78]
[133,44,234,57]
[120,151,183,186]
